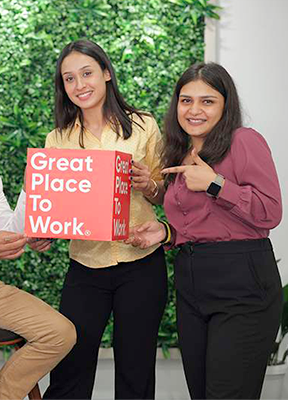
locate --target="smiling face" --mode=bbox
[61,51,111,113]
[177,79,225,148]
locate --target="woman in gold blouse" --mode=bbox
[43,40,167,400]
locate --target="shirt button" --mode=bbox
[183,211,187,216]
[177,202,181,206]
[183,230,187,235]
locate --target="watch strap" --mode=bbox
[214,174,224,186]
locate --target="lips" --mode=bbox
[186,118,207,125]
[77,91,93,100]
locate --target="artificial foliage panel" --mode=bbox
[0,0,220,349]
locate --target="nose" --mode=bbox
[75,77,86,90]
[188,102,202,116]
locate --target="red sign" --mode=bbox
[25,148,132,240]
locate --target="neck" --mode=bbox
[82,107,105,130]
[191,137,204,152]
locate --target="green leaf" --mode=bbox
[166,0,184,5]
[199,0,207,7]
[190,9,199,24]
[161,345,171,359]
[0,66,9,74]
[0,117,17,128]
[13,103,20,117]
[283,283,288,303]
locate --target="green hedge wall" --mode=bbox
[0,0,219,350]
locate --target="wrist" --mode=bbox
[158,220,172,245]
[144,179,159,199]
[206,173,225,198]
[206,173,217,190]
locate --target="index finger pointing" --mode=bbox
[161,166,188,174]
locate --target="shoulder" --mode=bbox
[45,128,61,147]
[45,125,75,147]
[130,112,157,127]
[228,127,272,170]
[46,128,58,141]
[130,112,161,139]
[231,127,270,155]
[232,127,270,149]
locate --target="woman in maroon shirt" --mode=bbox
[127,62,282,399]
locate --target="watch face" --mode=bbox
[207,182,221,197]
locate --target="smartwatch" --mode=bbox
[206,174,224,197]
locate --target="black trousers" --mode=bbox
[43,247,167,400]
[175,239,282,400]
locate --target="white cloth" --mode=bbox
[0,177,25,233]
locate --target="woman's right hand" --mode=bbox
[124,221,166,249]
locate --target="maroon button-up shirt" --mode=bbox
[164,127,282,246]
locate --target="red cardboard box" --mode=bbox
[25,148,132,240]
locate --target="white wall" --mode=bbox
[205,0,288,283]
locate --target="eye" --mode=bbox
[83,71,92,77]
[203,99,213,105]
[181,98,191,104]
[65,76,74,83]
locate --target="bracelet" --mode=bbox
[159,220,172,245]
[146,179,159,199]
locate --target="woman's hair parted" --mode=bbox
[54,39,148,147]
[161,62,242,184]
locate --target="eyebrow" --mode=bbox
[179,94,219,99]
[62,65,92,76]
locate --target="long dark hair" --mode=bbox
[161,62,242,183]
[55,39,148,147]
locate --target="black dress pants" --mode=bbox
[44,247,167,400]
[175,239,282,400]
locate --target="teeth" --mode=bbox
[188,119,205,123]
[78,91,92,98]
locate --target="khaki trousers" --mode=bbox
[0,281,76,400]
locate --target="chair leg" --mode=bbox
[28,383,42,400]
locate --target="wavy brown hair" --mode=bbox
[161,62,242,184]
[54,40,149,147]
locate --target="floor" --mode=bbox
[3,351,287,399]
[0,351,191,400]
